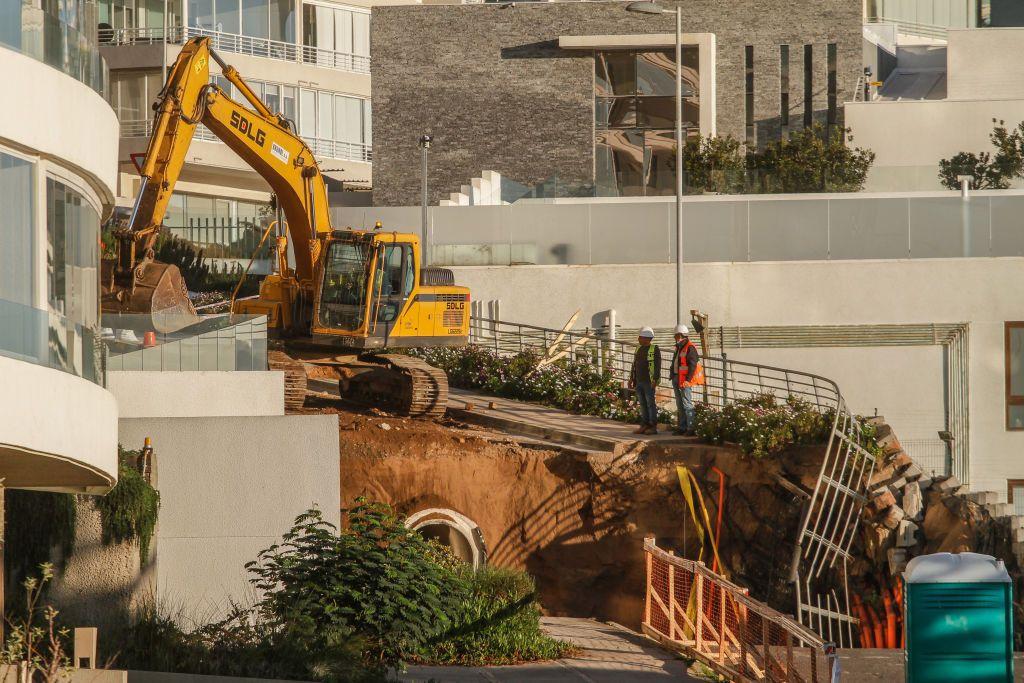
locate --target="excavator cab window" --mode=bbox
[317,238,373,331]
[371,243,414,328]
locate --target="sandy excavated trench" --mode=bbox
[301,399,825,627]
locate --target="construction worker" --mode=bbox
[628,327,661,434]
[671,324,705,435]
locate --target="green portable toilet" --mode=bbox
[904,552,1013,683]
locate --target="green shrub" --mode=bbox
[413,346,671,424]
[107,502,568,680]
[693,394,834,459]
[423,564,574,666]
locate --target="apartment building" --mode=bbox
[0,0,119,493]
[99,0,376,258]
[371,0,862,205]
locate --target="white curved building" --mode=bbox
[0,0,119,493]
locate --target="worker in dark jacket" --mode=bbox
[628,327,661,434]
[671,324,705,435]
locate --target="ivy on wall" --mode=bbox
[94,448,160,563]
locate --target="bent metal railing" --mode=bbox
[643,539,838,682]
[468,317,876,648]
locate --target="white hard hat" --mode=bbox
[639,326,655,339]
[675,324,689,335]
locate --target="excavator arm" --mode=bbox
[104,37,333,323]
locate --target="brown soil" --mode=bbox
[299,396,820,627]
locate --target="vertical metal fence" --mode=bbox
[469,316,876,647]
[643,539,838,682]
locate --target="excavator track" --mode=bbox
[345,354,450,418]
[269,350,308,411]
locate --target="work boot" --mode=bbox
[673,428,687,436]
[633,425,648,434]
[646,425,659,435]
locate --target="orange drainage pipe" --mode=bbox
[851,594,874,648]
[883,588,898,648]
[710,466,726,574]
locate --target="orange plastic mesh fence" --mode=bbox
[642,539,837,682]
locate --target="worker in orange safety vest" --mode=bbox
[671,324,705,435]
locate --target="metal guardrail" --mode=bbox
[643,539,838,682]
[98,26,370,74]
[469,316,876,647]
[120,119,372,163]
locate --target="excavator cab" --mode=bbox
[311,229,469,349]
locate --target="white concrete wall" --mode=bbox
[119,414,341,622]
[847,99,1024,191]
[454,258,1024,497]
[0,47,119,205]
[0,356,118,492]
[947,28,1024,100]
[107,371,285,418]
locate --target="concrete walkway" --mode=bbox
[447,388,693,453]
[399,617,702,682]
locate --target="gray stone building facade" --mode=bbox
[371,1,862,206]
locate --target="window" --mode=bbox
[1009,481,1024,515]
[302,3,368,56]
[299,88,315,137]
[318,238,372,331]
[1007,322,1024,429]
[187,0,293,41]
[110,70,162,123]
[594,48,700,197]
[0,151,34,309]
[46,176,100,372]
[803,44,813,128]
[826,43,837,130]
[744,45,754,146]
[780,45,790,133]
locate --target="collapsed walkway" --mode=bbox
[447,387,691,453]
[400,617,701,682]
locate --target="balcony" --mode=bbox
[98,25,369,75]
[120,118,372,163]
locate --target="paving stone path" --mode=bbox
[398,617,703,682]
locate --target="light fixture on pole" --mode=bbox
[626,0,684,326]
[419,134,433,267]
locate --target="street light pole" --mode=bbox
[162,0,168,85]
[419,134,433,267]
[627,1,685,326]
[673,6,683,327]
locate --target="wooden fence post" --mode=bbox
[695,571,704,654]
[668,562,677,640]
[644,541,653,627]
[719,582,726,664]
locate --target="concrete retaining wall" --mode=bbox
[119,415,340,622]
[107,371,285,419]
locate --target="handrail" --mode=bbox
[643,538,838,682]
[468,315,876,647]
[97,25,370,74]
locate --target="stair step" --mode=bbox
[987,502,1014,518]
[967,490,999,505]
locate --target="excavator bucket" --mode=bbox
[101,258,198,334]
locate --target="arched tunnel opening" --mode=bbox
[406,508,487,569]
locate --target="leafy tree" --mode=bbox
[749,124,875,193]
[681,134,746,194]
[938,119,1024,190]
[246,501,465,674]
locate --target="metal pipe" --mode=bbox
[674,7,684,326]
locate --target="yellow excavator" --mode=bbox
[102,37,469,416]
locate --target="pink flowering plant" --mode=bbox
[413,346,671,424]
[693,393,835,459]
